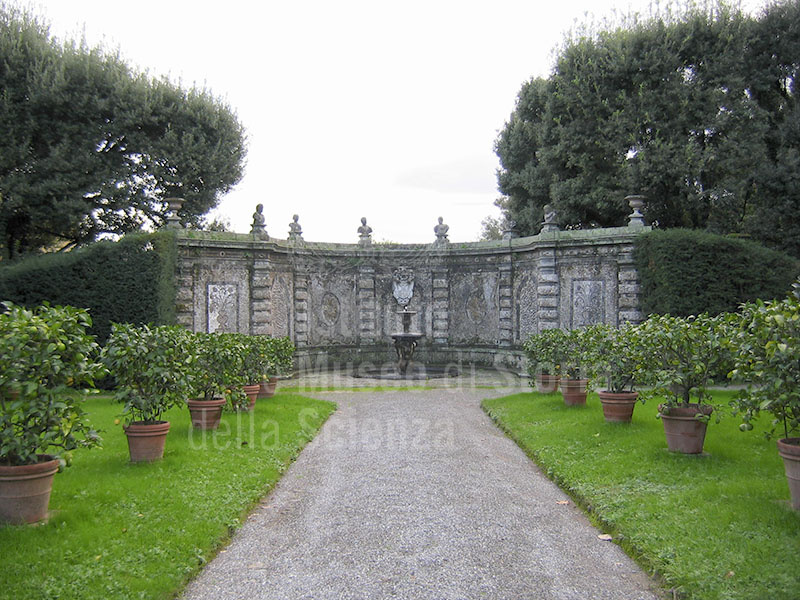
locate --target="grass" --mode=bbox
[482,389,800,600]
[0,391,336,600]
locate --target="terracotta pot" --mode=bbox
[598,391,639,423]
[559,378,588,406]
[535,374,560,394]
[124,421,171,462]
[658,404,713,454]
[187,397,226,430]
[258,377,278,399]
[0,456,59,524]
[777,438,800,511]
[243,384,260,411]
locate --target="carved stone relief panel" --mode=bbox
[571,280,605,328]
[558,259,619,329]
[308,273,356,345]
[449,271,500,344]
[270,272,292,338]
[514,270,538,342]
[207,283,238,333]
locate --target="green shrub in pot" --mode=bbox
[103,323,196,424]
[0,302,104,467]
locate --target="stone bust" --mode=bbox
[434,216,449,244]
[288,214,303,240]
[357,217,372,245]
[251,203,267,237]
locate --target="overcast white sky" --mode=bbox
[24,0,766,242]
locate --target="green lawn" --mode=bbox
[0,392,336,600]
[483,389,800,600]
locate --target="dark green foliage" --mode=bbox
[0,4,245,258]
[634,229,800,316]
[495,1,800,257]
[0,232,177,341]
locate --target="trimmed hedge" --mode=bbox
[0,232,177,341]
[634,229,799,316]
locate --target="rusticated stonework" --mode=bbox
[175,226,647,372]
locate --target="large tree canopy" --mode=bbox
[495,0,800,257]
[0,5,246,259]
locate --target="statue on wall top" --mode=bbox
[357,217,372,246]
[392,267,415,307]
[541,204,559,233]
[251,203,268,238]
[288,214,303,241]
[434,216,449,244]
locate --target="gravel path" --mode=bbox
[181,388,662,600]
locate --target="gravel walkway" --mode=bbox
[181,388,662,600]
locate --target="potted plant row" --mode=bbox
[525,313,732,448]
[524,327,589,405]
[0,302,105,524]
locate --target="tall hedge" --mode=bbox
[0,232,177,341]
[634,229,799,317]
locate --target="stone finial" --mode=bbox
[434,216,449,245]
[165,197,184,229]
[288,214,303,241]
[541,205,559,233]
[625,195,647,227]
[357,217,372,246]
[251,203,268,238]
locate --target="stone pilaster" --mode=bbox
[617,244,643,324]
[357,266,376,343]
[537,246,559,331]
[250,259,272,335]
[498,256,514,347]
[293,270,309,347]
[175,257,195,330]
[431,269,449,345]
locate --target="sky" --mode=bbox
[23,0,767,243]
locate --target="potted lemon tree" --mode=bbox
[523,328,565,393]
[732,280,800,510]
[583,323,644,423]
[558,327,591,406]
[0,302,104,523]
[636,313,732,454]
[103,323,195,462]
[188,332,248,424]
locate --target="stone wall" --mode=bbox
[174,226,647,372]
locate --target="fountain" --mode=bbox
[353,266,457,380]
[390,268,422,375]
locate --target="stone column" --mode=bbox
[293,270,309,348]
[357,266,377,343]
[617,244,643,324]
[537,246,559,331]
[431,268,449,345]
[250,259,272,335]
[498,255,514,347]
